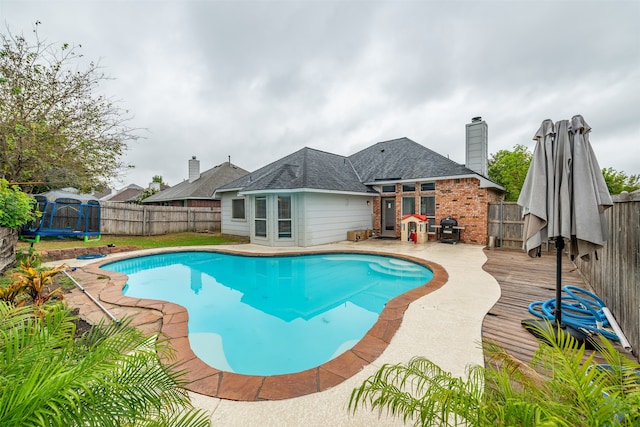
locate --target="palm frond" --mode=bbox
[350,320,640,426]
[0,301,210,427]
[350,357,484,426]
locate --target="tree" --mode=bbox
[349,324,640,426]
[136,175,166,203]
[0,23,138,193]
[0,301,211,427]
[602,167,639,195]
[487,144,532,202]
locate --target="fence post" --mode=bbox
[143,206,148,236]
[499,201,504,247]
[187,208,192,232]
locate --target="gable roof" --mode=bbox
[144,162,249,203]
[218,137,503,195]
[348,137,478,183]
[219,147,375,195]
[104,184,144,203]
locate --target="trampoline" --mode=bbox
[20,190,101,243]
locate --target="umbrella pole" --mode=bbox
[523,235,593,347]
[555,237,564,327]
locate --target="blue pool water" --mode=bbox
[102,252,433,376]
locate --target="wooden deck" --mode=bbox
[481,247,620,363]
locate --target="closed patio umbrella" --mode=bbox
[517,115,613,343]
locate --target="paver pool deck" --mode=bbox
[55,240,501,426]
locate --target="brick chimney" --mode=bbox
[465,117,488,176]
[188,156,200,183]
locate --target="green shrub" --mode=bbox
[0,302,211,426]
[0,179,39,228]
[350,323,640,426]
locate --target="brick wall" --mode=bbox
[436,178,503,244]
[371,179,503,244]
[372,198,381,235]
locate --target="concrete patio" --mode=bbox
[56,240,501,426]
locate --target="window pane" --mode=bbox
[278,196,291,219]
[255,219,267,237]
[420,196,435,216]
[381,185,395,193]
[232,199,245,219]
[278,220,292,238]
[402,197,415,215]
[428,218,436,233]
[402,184,416,192]
[255,197,266,219]
[421,182,435,191]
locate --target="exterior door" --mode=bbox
[381,197,396,237]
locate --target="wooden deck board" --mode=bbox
[481,248,625,364]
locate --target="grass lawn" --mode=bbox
[16,232,249,251]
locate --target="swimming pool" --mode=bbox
[102,251,433,376]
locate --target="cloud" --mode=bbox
[2,0,638,188]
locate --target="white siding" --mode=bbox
[224,191,373,247]
[220,192,250,237]
[299,193,373,246]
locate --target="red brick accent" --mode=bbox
[435,178,502,244]
[371,179,503,244]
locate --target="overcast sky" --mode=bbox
[2,0,639,188]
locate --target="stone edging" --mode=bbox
[82,248,449,401]
[38,245,137,262]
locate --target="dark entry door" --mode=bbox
[381,197,396,237]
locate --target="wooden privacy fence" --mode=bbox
[487,202,529,250]
[572,192,640,358]
[100,201,221,235]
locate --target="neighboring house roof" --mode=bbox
[104,184,144,203]
[92,188,113,200]
[144,162,249,203]
[219,147,376,195]
[219,138,503,195]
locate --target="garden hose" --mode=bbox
[527,285,619,341]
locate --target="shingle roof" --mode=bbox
[219,137,500,194]
[144,162,249,203]
[348,137,476,182]
[104,184,144,203]
[219,147,375,194]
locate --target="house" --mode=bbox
[102,184,145,203]
[143,157,249,209]
[216,118,504,247]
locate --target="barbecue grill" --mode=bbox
[438,216,460,244]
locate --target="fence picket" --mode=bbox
[99,202,221,235]
[488,194,639,358]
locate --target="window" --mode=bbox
[402,197,415,215]
[402,184,416,192]
[420,196,435,216]
[420,196,436,232]
[421,182,436,191]
[255,197,267,238]
[381,185,395,193]
[231,198,245,219]
[278,196,292,239]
